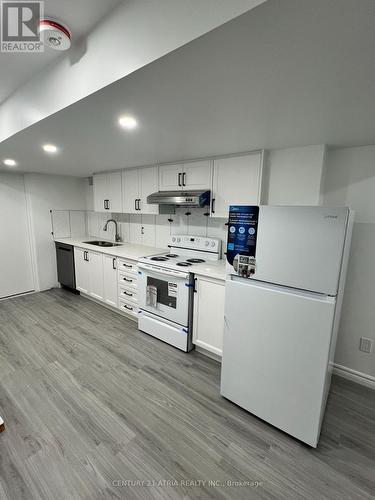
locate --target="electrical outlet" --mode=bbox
[359,337,373,353]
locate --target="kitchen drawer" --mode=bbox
[118,298,139,318]
[118,285,138,304]
[118,271,137,289]
[117,258,138,275]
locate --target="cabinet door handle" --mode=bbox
[112,258,116,270]
[134,199,137,211]
[104,199,110,210]
[124,304,133,311]
[137,199,141,211]
[178,172,182,187]
[193,278,197,293]
[141,226,144,235]
[182,172,186,187]
[212,198,216,214]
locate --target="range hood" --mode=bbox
[147,190,210,209]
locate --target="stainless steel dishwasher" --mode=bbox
[55,242,77,292]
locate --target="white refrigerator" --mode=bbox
[220,206,353,447]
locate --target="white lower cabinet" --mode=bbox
[89,251,104,301]
[193,276,225,356]
[75,248,104,300]
[74,248,139,321]
[74,248,90,294]
[103,254,118,307]
[117,258,139,319]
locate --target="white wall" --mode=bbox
[0,174,34,298]
[265,145,326,205]
[323,145,375,380]
[25,174,89,291]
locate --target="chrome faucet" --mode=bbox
[103,219,121,242]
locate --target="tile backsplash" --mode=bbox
[112,208,228,256]
[52,209,228,257]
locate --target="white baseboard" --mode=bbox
[195,345,222,362]
[333,363,375,390]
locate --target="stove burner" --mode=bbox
[186,258,205,264]
[176,262,192,267]
[167,254,179,258]
[151,256,169,261]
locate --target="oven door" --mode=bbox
[138,263,191,326]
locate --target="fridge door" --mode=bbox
[220,278,336,447]
[252,206,349,295]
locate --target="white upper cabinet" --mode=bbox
[93,174,107,213]
[211,152,263,218]
[183,161,212,190]
[159,161,212,191]
[106,172,122,212]
[158,164,181,191]
[93,172,122,213]
[122,166,159,214]
[122,168,139,213]
[138,166,159,214]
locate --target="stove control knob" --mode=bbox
[211,241,216,247]
[172,237,176,243]
[177,237,181,243]
[205,241,210,247]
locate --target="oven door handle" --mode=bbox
[138,263,189,279]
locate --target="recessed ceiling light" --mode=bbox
[3,158,17,167]
[118,115,138,129]
[42,143,58,153]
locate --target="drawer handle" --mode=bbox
[124,291,133,297]
[123,277,133,282]
[122,263,133,268]
[124,304,133,311]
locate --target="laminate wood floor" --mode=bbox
[0,289,374,500]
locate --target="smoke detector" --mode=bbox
[39,19,71,51]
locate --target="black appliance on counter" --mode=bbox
[55,242,78,293]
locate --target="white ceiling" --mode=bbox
[0,0,124,104]
[1,0,375,177]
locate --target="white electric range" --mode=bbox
[137,235,221,351]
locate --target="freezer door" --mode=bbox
[252,206,349,295]
[220,278,336,447]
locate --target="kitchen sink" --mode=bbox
[83,240,121,247]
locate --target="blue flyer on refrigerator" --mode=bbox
[226,205,259,265]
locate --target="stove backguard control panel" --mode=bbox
[169,235,221,255]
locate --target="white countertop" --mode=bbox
[188,260,226,281]
[55,237,226,280]
[54,237,165,261]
